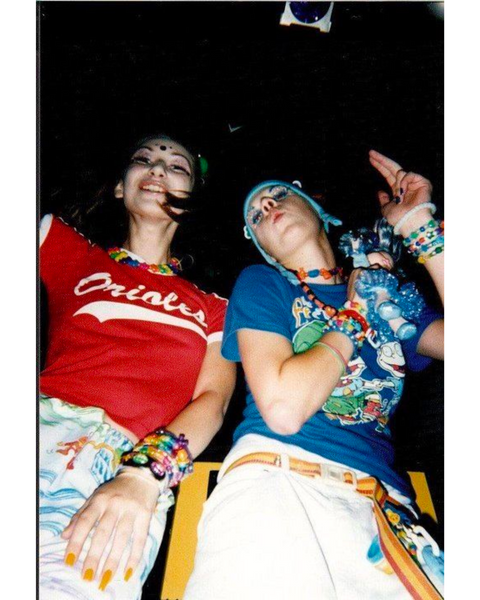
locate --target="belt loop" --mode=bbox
[279,453,290,471]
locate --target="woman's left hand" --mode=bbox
[369,149,433,235]
[62,468,160,588]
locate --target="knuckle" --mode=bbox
[136,506,152,518]
[94,524,112,538]
[86,552,102,564]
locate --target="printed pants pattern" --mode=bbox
[39,396,173,600]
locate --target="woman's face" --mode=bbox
[114,137,195,220]
[246,184,321,262]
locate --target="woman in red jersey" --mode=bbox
[39,133,235,599]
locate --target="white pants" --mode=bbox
[39,396,173,600]
[185,434,413,600]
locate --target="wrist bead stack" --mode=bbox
[322,300,370,356]
[120,428,193,488]
[402,219,444,264]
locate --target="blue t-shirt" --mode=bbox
[222,265,441,496]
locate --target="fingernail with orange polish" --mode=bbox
[83,568,94,582]
[124,567,133,582]
[99,570,112,591]
[65,552,76,567]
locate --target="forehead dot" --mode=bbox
[160,145,167,151]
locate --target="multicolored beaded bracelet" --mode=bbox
[402,219,444,263]
[322,301,370,355]
[120,428,193,488]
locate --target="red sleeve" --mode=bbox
[40,215,90,288]
[205,293,228,344]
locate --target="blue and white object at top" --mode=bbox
[243,180,342,285]
[280,2,334,32]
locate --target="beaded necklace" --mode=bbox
[107,247,181,276]
[289,266,344,321]
[294,266,344,281]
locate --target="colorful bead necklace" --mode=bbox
[291,266,379,348]
[293,266,344,281]
[289,267,344,321]
[107,247,181,276]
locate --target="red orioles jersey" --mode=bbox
[40,215,227,438]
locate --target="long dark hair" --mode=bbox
[60,132,206,251]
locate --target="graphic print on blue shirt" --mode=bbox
[292,313,405,434]
[222,265,441,495]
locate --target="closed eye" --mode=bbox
[131,155,151,165]
[170,164,191,175]
[247,208,264,228]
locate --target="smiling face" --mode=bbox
[114,137,195,221]
[246,184,322,263]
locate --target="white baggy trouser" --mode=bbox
[185,434,414,600]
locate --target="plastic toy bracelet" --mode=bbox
[120,428,193,488]
[393,203,437,236]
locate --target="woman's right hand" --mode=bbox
[62,468,161,589]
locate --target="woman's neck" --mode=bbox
[283,232,341,285]
[123,216,179,265]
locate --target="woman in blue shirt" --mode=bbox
[185,150,444,600]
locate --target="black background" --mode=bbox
[39,3,444,597]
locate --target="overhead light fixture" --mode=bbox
[427,2,444,20]
[280,2,334,33]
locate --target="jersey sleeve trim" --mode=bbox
[39,214,53,247]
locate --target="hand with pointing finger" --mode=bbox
[369,150,434,237]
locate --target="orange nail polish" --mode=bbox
[124,567,133,582]
[83,568,94,582]
[65,552,76,567]
[99,570,112,591]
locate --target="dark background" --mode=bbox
[39,2,444,597]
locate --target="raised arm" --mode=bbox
[369,150,444,359]
[369,150,444,305]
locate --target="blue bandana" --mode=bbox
[243,180,342,285]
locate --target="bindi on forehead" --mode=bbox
[149,142,174,151]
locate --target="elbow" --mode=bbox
[261,399,305,436]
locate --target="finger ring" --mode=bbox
[393,196,402,204]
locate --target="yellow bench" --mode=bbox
[160,462,438,600]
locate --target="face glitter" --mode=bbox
[247,185,292,229]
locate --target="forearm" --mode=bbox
[259,332,353,434]
[399,209,444,306]
[421,252,444,306]
[166,390,230,458]
[417,319,444,360]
